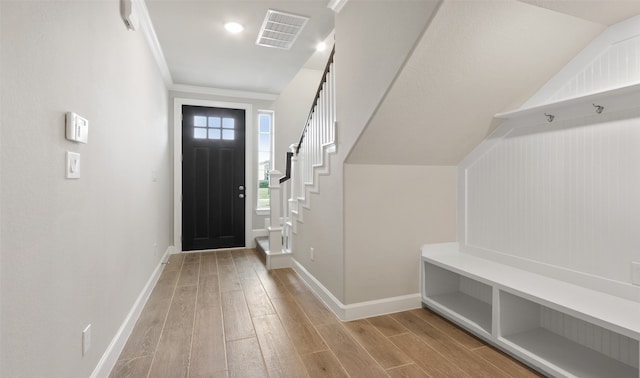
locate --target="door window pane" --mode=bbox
[222,118,235,129]
[194,128,207,139]
[222,130,235,140]
[194,116,207,127]
[208,117,220,127]
[208,129,221,140]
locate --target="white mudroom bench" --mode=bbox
[421,242,640,378]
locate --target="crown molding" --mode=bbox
[136,0,173,87]
[170,84,279,101]
[327,0,348,13]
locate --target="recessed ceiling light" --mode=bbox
[224,22,244,34]
[316,42,327,52]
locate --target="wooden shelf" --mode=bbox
[502,328,637,378]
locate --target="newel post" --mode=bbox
[268,169,283,255]
[288,144,299,233]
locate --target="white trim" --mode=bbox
[327,0,348,13]
[173,98,254,252]
[171,84,278,101]
[137,0,173,86]
[91,246,172,378]
[266,251,292,269]
[292,259,422,321]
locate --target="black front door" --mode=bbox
[182,105,245,250]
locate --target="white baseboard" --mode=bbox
[90,246,173,378]
[266,251,292,269]
[291,259,422,321]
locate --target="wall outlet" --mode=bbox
[82,324,91,356]
[310,247,315,261]
[632,262,640,286]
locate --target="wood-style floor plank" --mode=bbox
[163,253,184,272]
[230,249,256,279]
[196,274,220,308]
[293,291,338,326]
[183,252,201,265]
[221,290,255,341]
[215,251,233,267]
[147,285,197,378]
[177,261,199,287]
[392,312,510,378]
[270,295,327,355]
[240,277,276,318]
[273,268,311,295]
[148,269,180,302]
[257,271,291,300]
[217,260,242,293]
[226,337,268,378]
[109,356,153,378]
[300,350,349,377]
[316,323,388,378]
[199,254,218,276]
[389,333,469,377]
[189,306,226,377]
[253,314,309,377]
[408,308,484,350]
[343,319,412,369]
[474,346,543,378]
[385,363,430,378]
[117,297,171,360]
[367,314,410,337]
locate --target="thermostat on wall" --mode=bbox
[66,112,88,144]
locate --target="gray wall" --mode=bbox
[1,2,171,376]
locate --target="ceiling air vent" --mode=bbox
[256,9,309,50]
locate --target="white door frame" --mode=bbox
[173,98,254,252]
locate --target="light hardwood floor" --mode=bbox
[110,249,542,378]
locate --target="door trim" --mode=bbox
[173,98,253,252]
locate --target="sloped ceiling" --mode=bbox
[346,0,640,165]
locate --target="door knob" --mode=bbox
[239,185,244,190]
[239,194,245,198]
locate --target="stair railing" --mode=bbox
[267,46,336,257]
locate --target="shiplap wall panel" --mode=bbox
[466,116,640,285]
[540,306,639,368]
[549,35,640,103]
[459,276,492,305]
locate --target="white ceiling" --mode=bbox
[145,0,335,95]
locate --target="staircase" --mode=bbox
[259,47,336,269]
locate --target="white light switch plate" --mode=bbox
[632,262,640,286]
[65,112,89,143]
[66,152,80,179]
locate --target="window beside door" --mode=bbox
[257,111,273,211]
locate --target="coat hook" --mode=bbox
[593,103,604,114]
[544,113,555,123]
